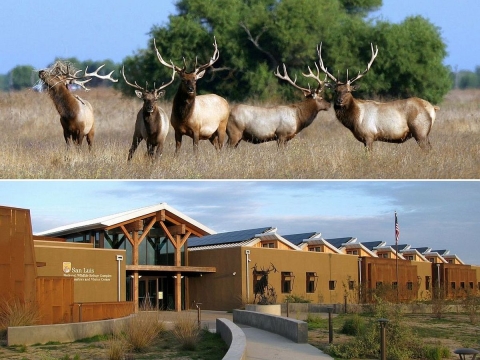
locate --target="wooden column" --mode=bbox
[132,229,139,313]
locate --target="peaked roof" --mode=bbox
[282,232,320,246]
[188,227,274,248]
[361,241,385,251]
[411,247,431,254]
[35,203,215,237]
[324,237,356,249]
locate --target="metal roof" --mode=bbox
[188,227,275,248]
[361,241,385,251]
[282,232,320,246]
[34,203,216,237]
[324,237,356,249]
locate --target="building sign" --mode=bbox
[62,262,113,282]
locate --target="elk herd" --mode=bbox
[38,38,439,159]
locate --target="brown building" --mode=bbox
[2,203,480,323]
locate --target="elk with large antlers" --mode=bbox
[122,66,175,161]
[38,62,117,149]
[317,43,439,151]
[227,63,330,147]
[154,37,230,154]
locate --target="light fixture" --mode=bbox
[233,272,236,276]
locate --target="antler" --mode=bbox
[68,64,118,91]
[275,63,323,95]
[194,36,219,75]
[122,65,176,93]
[317,42,338,83]
[347,43,378,84]
[302,63,328,93]
[154,37,219,75]
[153,38,184,73]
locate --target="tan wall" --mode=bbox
[0,206,37,303]
[34,242,126,303]
[415,261,433,300]
[188,247,359,310]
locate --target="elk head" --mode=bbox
[317,42,378,107]
[121,65,175,113]
[153,37,219,98]
[274,62,330,110]
[38,62,117,91]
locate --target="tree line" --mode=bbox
[2,0,476,102]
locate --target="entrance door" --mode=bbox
[139,278,158,310]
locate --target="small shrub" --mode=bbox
[172,315,201,350]
[306,313,326,330]
[284,294,311,303]
[106,333,131,360]
[0,298,40,333]
[421,344,451,360]
[125,312,164,352]
[340,314,365,336]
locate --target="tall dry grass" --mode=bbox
[0,88,478,179]
[0,298,40,338]
[172,314,201,350]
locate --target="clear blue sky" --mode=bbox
[1,181,479,266]
[0,0,478,74]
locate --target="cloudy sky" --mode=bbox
[0,0,478,74]
[1,180,479,265]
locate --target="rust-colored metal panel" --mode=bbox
[36,277,75,325]
[72,302,134,322]
[0,206,37,304]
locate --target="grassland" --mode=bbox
[0,88,478,179]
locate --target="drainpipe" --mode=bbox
[245,250,251,304]
[116,255,124,301]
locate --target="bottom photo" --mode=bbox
[1,180,478,360]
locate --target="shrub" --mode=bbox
[0,298,40,338]
[172,315,201,350]
[340,314,366,336]
[106,333,131,360]
[306,313,326,330]
[124,312,164,352]
[284,294,311,303]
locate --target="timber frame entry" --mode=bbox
[105,209,215,312]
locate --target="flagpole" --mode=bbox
[395,211,399,303]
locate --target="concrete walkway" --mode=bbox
[161,310,332,360]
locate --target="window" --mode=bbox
[306,272,318,293]
[392,282,398,289]
[381,253,389,258]
[470,282,474,289]
[451,282,456,289]
[407,282,413,290]
[329,280,337,290]
[348,281,355,290]
[262,242,275,248]
[309,246,321,252]
[376,281,383,289]
[282,272,295,293]
[347,250,358,255]
[425,276,431,291]
[406,255,414,260]
[460,282,465,289]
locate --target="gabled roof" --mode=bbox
[35,203,215,237]
[411,247,431,254]
[443,254,465,264]
[188,227,274,248]
[362,241,386,251]
[282,232,321,246]
[301,238,343,254]
[400,248,429,262]
[432,249,449,256]
[324,237,357,249]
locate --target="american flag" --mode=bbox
[395,212,400,244]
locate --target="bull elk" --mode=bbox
[317,43,439,151]
[122,66,175,161]
[227,63,330,147]
[153,37,230,154]
[38,62,117,149]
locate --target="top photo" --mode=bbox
[0,0,478,179]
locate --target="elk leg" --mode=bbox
[146,143,155,158]
[128,137,142,161]
[154,142,164,160]
[174,131,183,155]
[86,130,94,150]
[192,132,200,153]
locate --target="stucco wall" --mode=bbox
[34,242,126,303]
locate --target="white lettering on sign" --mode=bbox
[62,262,112,282]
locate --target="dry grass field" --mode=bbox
[0,88,478,179]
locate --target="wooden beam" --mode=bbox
[168,224,186,236]
[178,231,191,249]
[119,225,134,246]
[156,210,165,222]
[159,221,176,247]
[137,216,157,245]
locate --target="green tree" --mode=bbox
[117,0,451,104]
[9,65,36,91]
